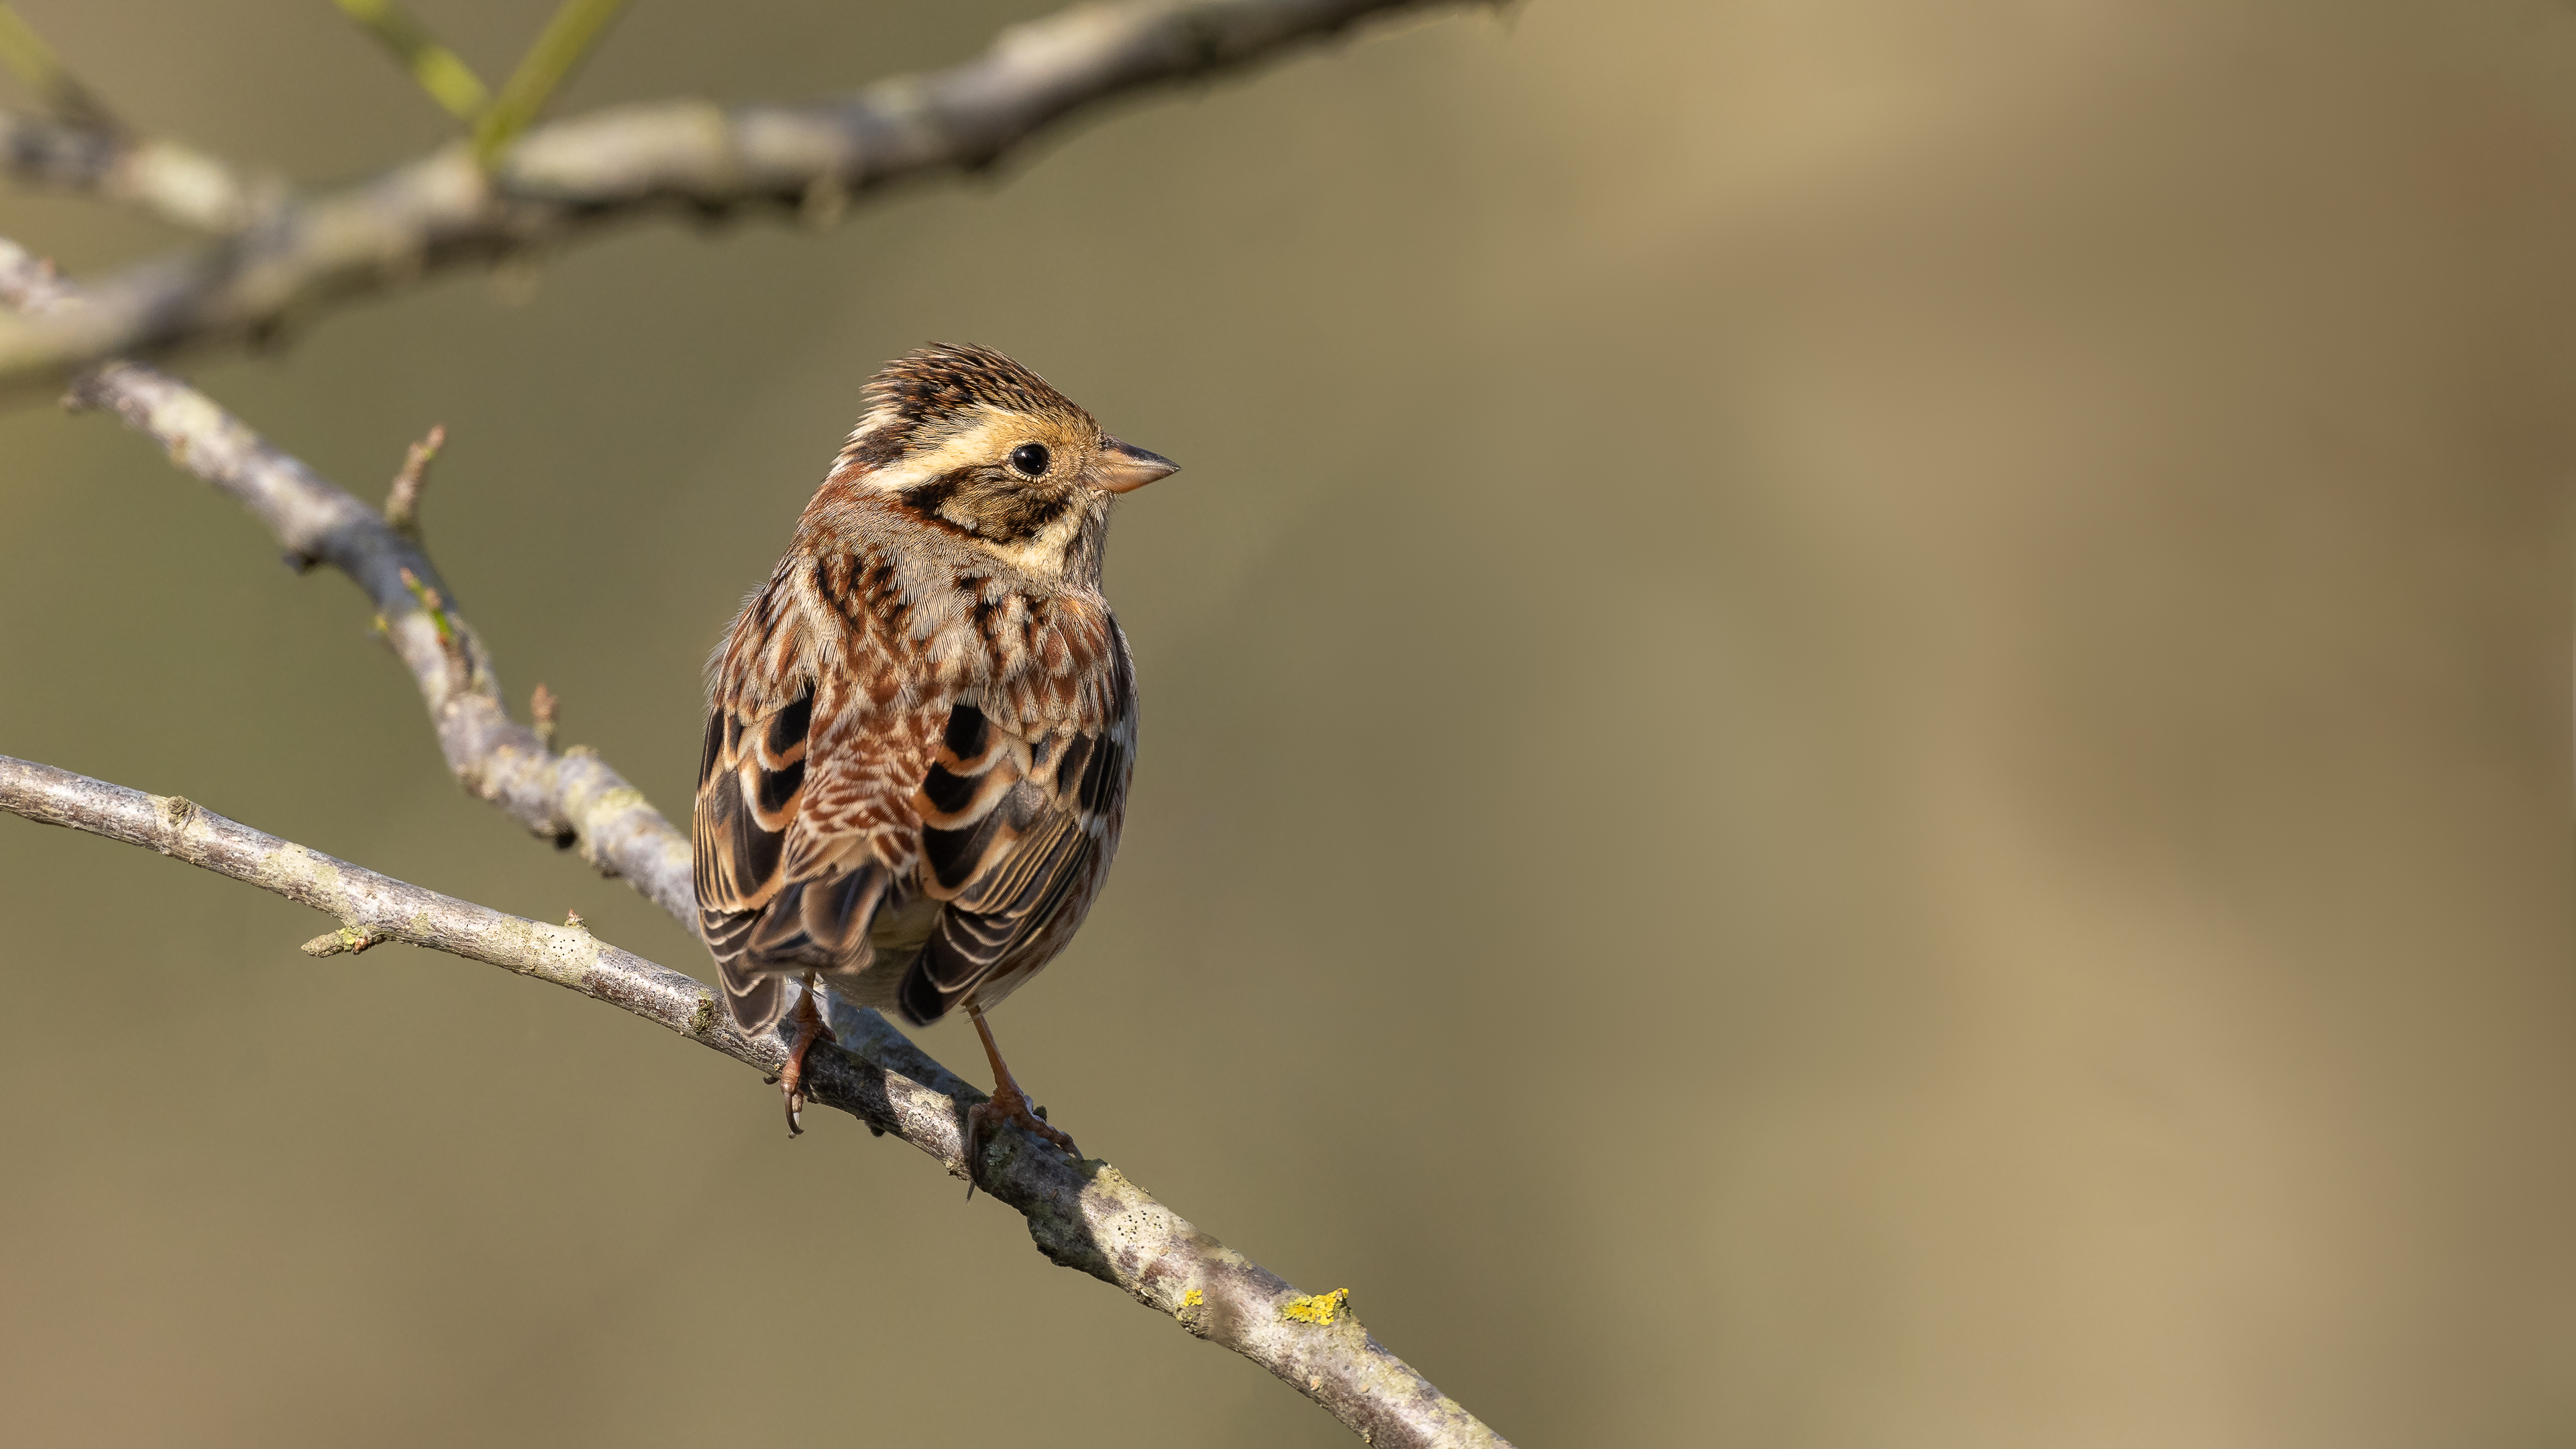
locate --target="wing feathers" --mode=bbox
[693,557,1132,1035]
[897,826,1094,1025]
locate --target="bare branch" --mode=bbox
[0,5,264,231]
[0,107,260,232]
[0,0,1466,397]
[0,235,692,918]
[382,422,444,536]
[0,753,1513,1449]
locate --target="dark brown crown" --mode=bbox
[863,343,1094,435]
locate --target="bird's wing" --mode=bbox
[695,561,1133,1033]
[694,564,936,1034]
[892,682,1131,1025]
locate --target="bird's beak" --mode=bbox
[1095,437,1179,493]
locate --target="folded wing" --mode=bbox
[694,561,1132,1035]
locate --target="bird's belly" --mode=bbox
[824,894,943,1011]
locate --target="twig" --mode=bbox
[0,236,685,912]
[0,5,256,233]
[396,565,471,685]
[0,107,259,233]
[383,422,443,537]
[530,682,559,750]
[0,0,1468,398]
[0,753,1514,1449]
[301,924,388,956]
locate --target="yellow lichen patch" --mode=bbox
[1181,1288,1203,1309]
[587,785,649,816]
[1279,1289,1350,1326]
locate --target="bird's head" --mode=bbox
[825,343,1176,582]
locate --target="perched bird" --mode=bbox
[692,343,1175,1148]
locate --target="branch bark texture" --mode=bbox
[0,0,1463,397]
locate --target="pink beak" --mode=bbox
[1096,437,1179,493]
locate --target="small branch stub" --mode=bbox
[384,422,444,537]
[531,682,558,749]
[303,924,387,957]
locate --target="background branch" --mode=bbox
[0,109,258,231]
[0,0,1463,398]
[0,3,258,231]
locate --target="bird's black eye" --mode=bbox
[1008,443,1051,477]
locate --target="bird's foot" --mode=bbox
[963,1083,1079,1198]
[958,1001,1078,1197]
[768,995,837,1137]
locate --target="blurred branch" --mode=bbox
[382,421,444,537]
[329,0,492,122]
[0,108,261,231]
[0,0,1470,398]
[0,755,1509,1449]
[0,235,1513,1448]
[472,0,630,163]
[0,3,259,233]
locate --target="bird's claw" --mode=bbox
[969,1085,1080,1157]
[777,1061,808,1138]
[775,1000,836,1139]
[961,1085,1080,1199]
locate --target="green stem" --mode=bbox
[472,0,631,164]
[0,2,119,130]
[327,0,491,122]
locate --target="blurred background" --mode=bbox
[3,1,2575,1445]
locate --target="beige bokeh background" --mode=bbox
[5,1,2576,1445]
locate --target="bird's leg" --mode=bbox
[775,974,837,1137]
[965,1002,1080,1171]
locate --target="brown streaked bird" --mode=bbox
[692,343,1174,1149]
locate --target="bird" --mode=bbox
[691,342,1175,1155]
